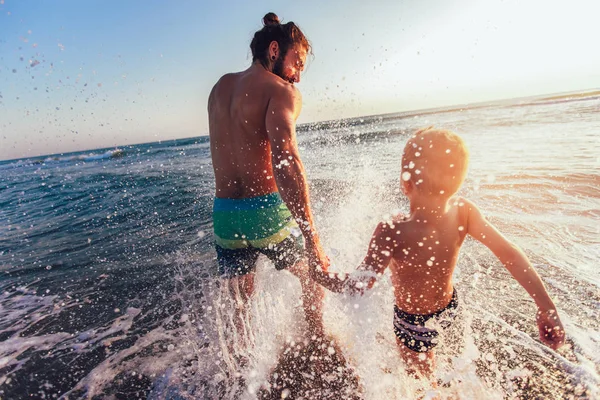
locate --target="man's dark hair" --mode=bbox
[250,12,311,68]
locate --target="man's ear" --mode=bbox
[268,41,280,60]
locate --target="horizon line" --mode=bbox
[2,87,599,163]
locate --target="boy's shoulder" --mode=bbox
[370,214,408,250]
[449,196,479,218]
[383,211,408,222]
[377,213,410,233]
[449,195,471,204]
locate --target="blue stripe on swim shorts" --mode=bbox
[213,192,284,212]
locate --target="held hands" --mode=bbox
[304,236,350,294]
[536,308,566,350]
[306,238,330,272]
[304,233,330,275]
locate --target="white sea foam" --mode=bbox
[2,98,599,398]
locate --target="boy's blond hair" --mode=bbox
[401,127,469,197]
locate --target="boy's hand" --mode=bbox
[536,309,565,350]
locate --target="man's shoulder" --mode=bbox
[213,70,300,100]
[209,73,236,102]
[268,78,301,101]
[262,81,301,117]
[212,72,239,91]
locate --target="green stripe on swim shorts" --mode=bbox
[215,217,298,249]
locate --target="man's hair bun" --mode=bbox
[263,12,280,26]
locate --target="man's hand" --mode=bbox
[536,308,566,350]
[304,235,330,274]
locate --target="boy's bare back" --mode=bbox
[382,197,469,315]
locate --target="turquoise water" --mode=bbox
[0,96,598,399]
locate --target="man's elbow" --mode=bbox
[272,155,303,181]
[272,151,301,169]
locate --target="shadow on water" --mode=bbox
[258,334,362,400]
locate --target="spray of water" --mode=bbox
[159,152,599,399]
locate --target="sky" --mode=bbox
[1,0,599,160]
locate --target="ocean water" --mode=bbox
[0,96,599,399]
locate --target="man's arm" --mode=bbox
[265,84,326,267]
[464,198,565,349]
[311,221,394,294]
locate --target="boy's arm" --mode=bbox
[310,221,395,294]
[464,199,565,350]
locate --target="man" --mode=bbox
[208,12,327,336]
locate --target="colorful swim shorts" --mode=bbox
[393,289,458,352]
[213,192,304,277]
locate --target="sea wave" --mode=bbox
[300,127,411,148]
[43,149,125,163]
[1,149,125,168]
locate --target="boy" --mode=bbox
[310,127,565,378]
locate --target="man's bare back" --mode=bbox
[208,65,299,199]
